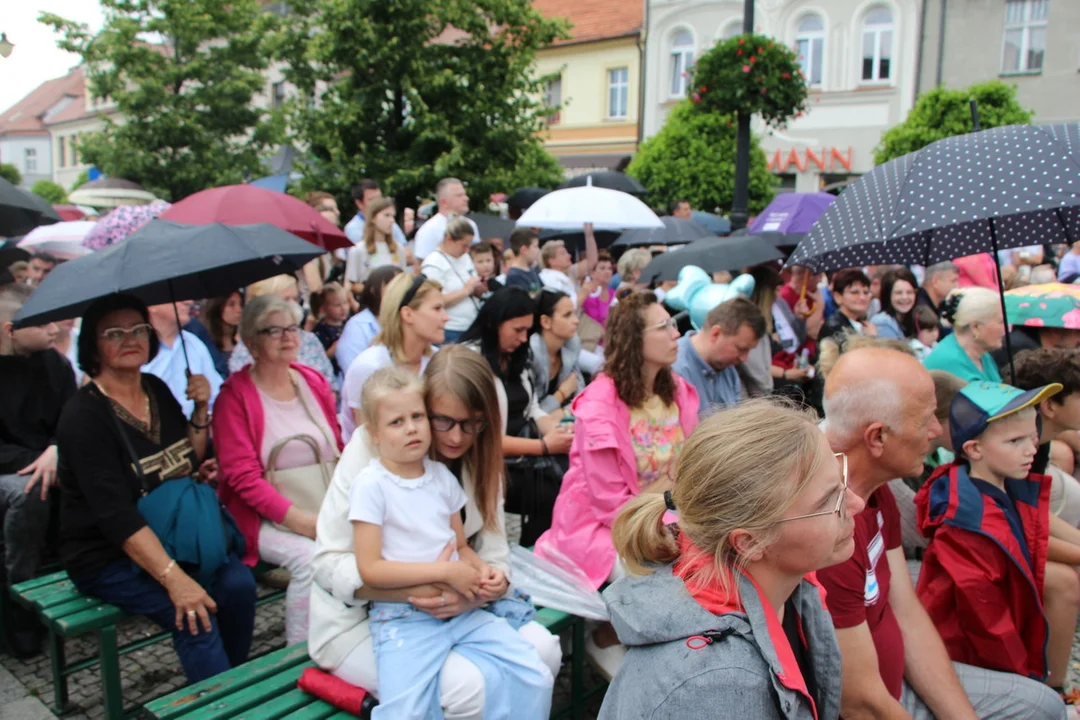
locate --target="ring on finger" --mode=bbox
[187,610,197,617]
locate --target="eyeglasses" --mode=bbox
[258,325,301,339]
[647,317,678,333]
[430,415,488,435]
[100,323,154,344]
[778,453,849,523]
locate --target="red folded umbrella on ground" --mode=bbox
[159,185,350,251]
[52,205,87,222]
[297,667,378,717]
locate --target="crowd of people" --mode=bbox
[2,173,1080,720]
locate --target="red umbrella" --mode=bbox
[52,205,87,222]
[158,185,349,251]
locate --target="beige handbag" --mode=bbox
[266,372,340,531]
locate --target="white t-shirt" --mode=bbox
[413,213,480,260]
[421,250,481,332]
[341,345,432,441]
[348,457,467,563]
[539,268,578,308]
[344,239,405,284]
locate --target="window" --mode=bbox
[544,76,562,124]
[72,134,80,166]
[24,148,37,173]
[58,137,67,168]
[860,7,893,83]
[796,15,825,87]
[669,30,695,97]
[721,20,743,41]
[608,67,629,120]
[1002,0,1049,73]
[272,81,287,110]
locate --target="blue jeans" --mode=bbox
[73,554,256,683]
[442,329,464,344]
[369,602,553,720]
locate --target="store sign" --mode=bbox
[767,146,853,173]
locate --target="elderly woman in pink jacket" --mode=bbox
[535,291,698,677]
[213,295,345,645]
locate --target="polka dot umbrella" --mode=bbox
[786,123,1080,273]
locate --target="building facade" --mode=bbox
[0,67,87,187]
[532,0,645,174]
[917,0,1079,125]
[645,0,922,191]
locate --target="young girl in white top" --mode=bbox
[349,368,553,719]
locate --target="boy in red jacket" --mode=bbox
[915,380,1076,695]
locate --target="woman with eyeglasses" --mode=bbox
[534,292,699,678]
[340,272,448,441]
[56,293,257,683]
[308,346,561,714]
[598,400,863,719]
[214,295,345,645]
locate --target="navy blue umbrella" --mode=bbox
[690,210,732,236]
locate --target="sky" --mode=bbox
[0,1,105,115]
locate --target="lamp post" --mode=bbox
[729,0,755,231]
[0,33,14,59]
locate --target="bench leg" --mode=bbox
[571,617,585,720]
[48,628,69,714]
[98,625,123,720]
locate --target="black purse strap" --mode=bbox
[95,383,153,495]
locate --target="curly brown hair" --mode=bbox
[603,292,676,408]
[1006,347,1080,402]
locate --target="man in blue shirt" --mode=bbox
[144,301,223,419]
[342,178,408,261]
[672,297,766,416]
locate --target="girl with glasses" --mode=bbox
[599,399,864,720]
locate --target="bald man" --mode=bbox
[818,348,1065,720]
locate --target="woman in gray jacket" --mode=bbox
[599,399,865,720]
[529,289,586,413]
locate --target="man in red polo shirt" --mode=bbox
[818,348,1065,720]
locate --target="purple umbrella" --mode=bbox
[750,192,835,235]
[82,200,172,251]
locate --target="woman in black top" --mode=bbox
[56,293,256,683]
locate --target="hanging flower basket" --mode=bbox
[689,33,809,128]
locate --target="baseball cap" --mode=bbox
[950,381,1063,451]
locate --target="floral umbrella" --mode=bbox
[82,200,172,250]
[1005,283,1080,330]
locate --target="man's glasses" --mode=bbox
[779,453,849,523]
[100,323,153,344]
[258,325,301,339]
[430,415,488,435]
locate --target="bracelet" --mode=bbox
[540,438,549,456]
[189,414,211,430]
[159,559,176,582]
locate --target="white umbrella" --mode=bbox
[18,221,95,258]
[516,177,662,231]
[68,187,160,208]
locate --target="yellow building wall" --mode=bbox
[534,37,640,157]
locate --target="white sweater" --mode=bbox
[308,427,511,670]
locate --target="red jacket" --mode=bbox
[914,461,1050,680]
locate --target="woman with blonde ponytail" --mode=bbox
[599,399,865,720]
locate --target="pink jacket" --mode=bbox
[213,363,344,566]
[534,373,699,588]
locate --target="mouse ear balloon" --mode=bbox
[665,264,756,330]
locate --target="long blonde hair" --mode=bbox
[373,272,442,364]
[362,196,401,260]
[424,346,504,531]
[612,398,825,598]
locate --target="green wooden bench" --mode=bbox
[138,607,591,720]
[9,565,286,719]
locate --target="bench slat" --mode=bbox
[279,701,338,720]
[20,580,77,606]
[189,663,312,720]
[231,688,322,720]
[10,570,69,593]
[40,596,109,621]
[536,606,574,633]
[52,603,128,633]
[142,644,310,719]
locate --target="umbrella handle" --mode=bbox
[169,279,192,375]
[988,218,1014,381]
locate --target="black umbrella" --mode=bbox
[18,188,61,225]
[15,220,324,330]
[507,187,550,212]
[690,210,732,235]
[640,235,783,284]
[538,227,620,253]
[613,217,714,248]
[0,178,47,237]
[559,171,647,196]
[467,213,517,243]
[0,239,31,270]
[731,227,805,251]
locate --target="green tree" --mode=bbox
[271,0,568,211]
[0,163,21,186]
[31,180,69,204]
[69,169,91,193]
[40,0,284,202]
[627,101,775,216]
[874,80,1033,164]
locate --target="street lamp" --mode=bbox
[0,33,14,59]
[729,0,755,231]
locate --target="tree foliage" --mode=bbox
[627,101,775,215]
[30,180,68,204]
[40,0,284,202]
[690,33,808,128]
[271,0,568,212]
[874,80,1033,164]
[0,163,22,186]
[69,169,91,193]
